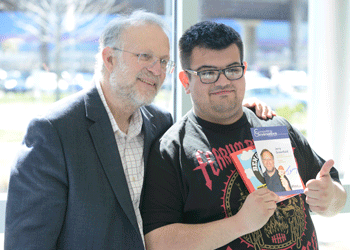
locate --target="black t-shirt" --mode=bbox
[141,108,340,250]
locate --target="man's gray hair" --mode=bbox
[94,10,170,80]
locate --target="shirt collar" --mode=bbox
[96,80,143,137]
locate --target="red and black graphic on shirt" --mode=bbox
[193,139,254,190]
[193,142,318,250]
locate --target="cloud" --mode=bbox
[245,168,255,179]
[240,149,255,161]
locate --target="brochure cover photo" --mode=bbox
[250,126,305,199]
[230,146,266,193]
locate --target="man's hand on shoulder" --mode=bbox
[243,97,276,120]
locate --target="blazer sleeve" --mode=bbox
[5,117,68,250]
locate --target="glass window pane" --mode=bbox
[0,1,175,193]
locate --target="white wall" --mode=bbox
[308,0,350,182]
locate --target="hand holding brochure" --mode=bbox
[230,126,305,201]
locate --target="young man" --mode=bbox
[141,21,347,250]
[5,11,274,250]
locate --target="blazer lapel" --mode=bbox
[84,87,140,235]
[140,107,157,167]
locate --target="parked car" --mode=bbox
[0,68,7,92]
[25,70,94,94]
[25,70,58,92]
[0,68,7,81]
[271,70,310,100]
[67,71,94,92]
[245,70,272,89]
[0,70,31,92]
[245,85,307,110]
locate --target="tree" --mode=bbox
[2,0,128,99]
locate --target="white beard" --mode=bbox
[109,63,159,108]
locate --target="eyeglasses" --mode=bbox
[112,47,175,74]
[185,65,245,84]
[262,158,274,163]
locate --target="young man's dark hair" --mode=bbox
[179,21,244,71]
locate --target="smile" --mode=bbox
[139,78,156,86]
[211,89,234,95]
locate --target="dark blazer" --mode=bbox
[5,86,173,249]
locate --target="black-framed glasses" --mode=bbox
[112,47,175,74]
[185,65,245,84]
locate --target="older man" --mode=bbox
[4,11,174,249]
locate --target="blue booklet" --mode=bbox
[251,126,305,198]
[230,126,305,201]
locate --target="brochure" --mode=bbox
[230,126,305,201]
[230,146,266,193]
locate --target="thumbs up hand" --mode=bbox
[304,160,335,214]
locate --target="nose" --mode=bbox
[214,71,231,86]
[146,59,162,76]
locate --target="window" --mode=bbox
[0,0,175,193]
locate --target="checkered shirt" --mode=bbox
[96,82,145,243]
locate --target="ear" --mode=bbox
[179,71,190,94]
[243,61,248,74]
[102,47,115,73]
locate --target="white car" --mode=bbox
[245,86,307,110]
